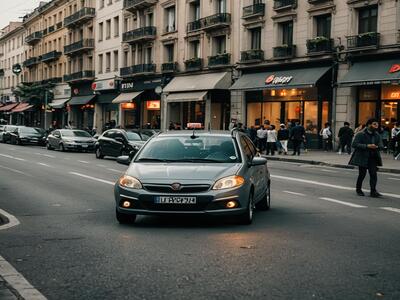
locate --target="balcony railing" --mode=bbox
[273,0,297,10]
[63,70,95,83]
[25,31,43,44]
[187,13,231,33]
[64,39,94,56]
[64,7,95,28]
[273,45,296,59]
[120,64,156,77]
[161,62,178,73]
[240,49,264,63]
[122,26,156,43]
[306,38,334,54]
[208,53,231,67]
[347,32,380,50]
[184,58,203,71]
[123,0,158,12]
[243,3,265,18]
[41,50,62,63]
[41,77,63,85]
[23,57,40,68]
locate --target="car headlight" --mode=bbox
[212,175,245,190]
[119,175,143,189]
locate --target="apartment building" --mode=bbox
[93,0,124,132]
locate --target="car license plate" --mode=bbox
[81,144,88,148]
[154,196,197,204]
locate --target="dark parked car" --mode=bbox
[9,126,47,146]
[46,129,97,152]
[114,130,271,225]
[1,125,19,143]
[95,129,152,159]
[0,125,5,142]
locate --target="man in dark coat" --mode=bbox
[349,118,383,197]
[338,122,354,154]
[290,122,305,155]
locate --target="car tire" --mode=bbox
[16,139,22,146]
[46,142,53,150]
[116,209,136,224]
[237,192,254,225]
[95,147,104,159]
[256,181,271,211]
[59,143,65,152]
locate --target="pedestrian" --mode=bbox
[349,118,383,198]
[277,124,289,155]
[266,125,277,155]
[379,126,390,153]
[320,122,333,151]
[249,126,257,143]
[337,122,354,155]
[256,125,267,152]
[290,122,305,156]
[391,122,400,157]
[354,123,365,134]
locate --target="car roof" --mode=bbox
[157,130,239,137]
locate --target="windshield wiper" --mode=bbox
[174,158,226,163]
[136,158,172,162]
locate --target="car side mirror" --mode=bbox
[116,155,131,165]
[250,156,267,167]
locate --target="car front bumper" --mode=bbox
[64,143,95,151]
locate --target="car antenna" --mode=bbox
[190,127,197,139]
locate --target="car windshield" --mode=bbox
[126,132,142,141]
[20,127,40,134]
[61,130,91,137]
[136,135,240,163]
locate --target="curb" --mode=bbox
[267,156,400,174]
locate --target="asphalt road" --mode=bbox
[0,143,399,300]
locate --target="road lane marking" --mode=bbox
[0,208,20,230]
[0,153,26,161]
[107,168,124,173]
[321,169,338,173]
[37,163,53,168]
[96,164,106,167]
[319,197,367,208]
[380,207,400,214]
[0,255,47,300]
[283,191,306,196]
[35,153,55,158]
[78,160,89,164]
[388,177,400,181]
[0,165,30,176]
[271,175,400,199]
[69,172,115,185]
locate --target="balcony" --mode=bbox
[184,58,203,71]
[122,26,156,44]
[273,0,297,11]
[64,39,94,56]
[273,45,296,59]
[346,32,380,50]
[41,50,62,63]
[64,7,95,28]
[243,3,265,19]
[25,31,43,45]
[0,69,4,77]
[120,64,156,77]
[23,57,40,68]
[123,0,158,12]
[187,13,231,33]
[161,62,178,73]
[63,70,95,83]
[240,49,264,63]
[208,53,231,67]
[306,37,334,55]
[308,0,331,4]
[41,77,63,85]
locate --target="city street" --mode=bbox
[0,142,400,300]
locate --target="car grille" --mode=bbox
[75,140,93,144]
[143,184,211,194]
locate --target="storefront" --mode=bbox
[67,83,96,130]
[48,83,71,129]
[162,72,232,131]
[230,66,333,148]
[10,103,34,125]
[339,59,400,130]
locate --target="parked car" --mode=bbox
[46,129,97,152]
[95,129,152,159]
[9,126,47,146]
[1,125,19,143]
[114,130,271,225]
[0,125,5,142]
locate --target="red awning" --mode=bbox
[11,103,34,113]
[0,103,18,112]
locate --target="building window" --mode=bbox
[106,20,111,39]
[106,52,111,72]
[190,0,200,21]
[190,40,200,58]
[145,48,152,64]
[281,21,293,45]
[216,0,226,14]
[98,54,103,74]
[98,22,103,41]
[165,44,174,62]
[123,51,128,67]
[315,14,331,38]
[358,6,378,34]
[113,50,119,71]
[114,16,119,37]
[165,6,176,33]
[213,35,226,55]
[250,27,261,49]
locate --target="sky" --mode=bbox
[0,0,43,29]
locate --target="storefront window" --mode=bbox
[246,102,262,126]
[262,102,281,128]
[122,103,136,128]
[322,101,329,129]
[285,101,302,124]
[381,102,398,126]
[359,102,376,125]
[142,100,161,129]
[304,101,318,134]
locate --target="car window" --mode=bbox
[140,133,151,141]
[243,136,257,157]
[20,127,39,134]
[240,136,253,161]
[126,132,141,141]
[114,132,126,140]
[102,130,114,138]
[61,130,92,137]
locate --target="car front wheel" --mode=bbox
[256,181,271,211]
[95,147,104,159]
[46,142,53,150]
[116,209,136,224]
[59,143,65,152]
[237,192,254,225]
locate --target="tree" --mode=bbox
[13,81,54,106]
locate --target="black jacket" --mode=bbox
[290,125,305,141]
[278,129,289,140]
[338,126,354,141]
[349,129,383,167]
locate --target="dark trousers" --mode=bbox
[356,161,378,192]
[292,140,301,155]
[323,138,332,151]
[266,142,275,155]
[340,139,352,154]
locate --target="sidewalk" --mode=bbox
[267,150,400,174]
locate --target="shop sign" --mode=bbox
[146,100,160,110]
[187,123,202,129]
[381,85,400,100]
[389,64,400,74]
[121,102,136,110]
[265,75,293,85]
[121,78,164,92]
[92,79,116,91]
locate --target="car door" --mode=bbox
[239,136,262,200]
[111,131,126,157]
[100,130,115,156]
[50,130,61,148]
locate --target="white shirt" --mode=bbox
[257,128,267,139]
[267,130,277,142]
[392,127,400,138]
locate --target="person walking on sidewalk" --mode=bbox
[320,122,333,151]
[391,122,400,158]
[290,122,305,156]
[349,118,383,198]
[266,125,278,155]
[337,122,354,154]
[278,123,289,155]
[256,125,267,153]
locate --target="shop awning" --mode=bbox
[163,72,231,93]
[11,103,34,113]
[230,67,331,90]
[68,95,96,106]
[339,59,400,86]
[166,91,208,103]
[112,91,143,104]
[0,103,18,112]
[97,93,119,104]
[48,99,69,109]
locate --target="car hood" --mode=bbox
[127,163,242,183]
